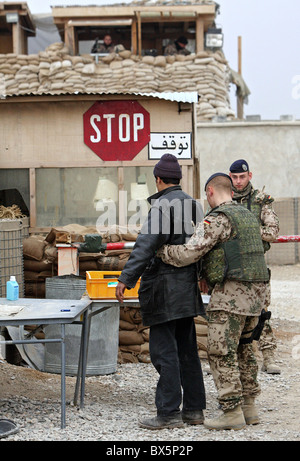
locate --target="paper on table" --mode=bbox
[0,305,24,317]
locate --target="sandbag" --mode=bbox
[24,259,53,272]
[23,236,46,261]
[97,255,128,271]
[120,306,142,324]
[119,330,144,346]
[119,320,137,331]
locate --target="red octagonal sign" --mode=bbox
[83,100,150,161]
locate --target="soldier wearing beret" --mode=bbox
[157,173,270,430]
[229,159,280,374]
[116,154,206,430]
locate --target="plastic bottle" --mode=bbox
[6,276,19,301]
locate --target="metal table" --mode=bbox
[0,297,92,429]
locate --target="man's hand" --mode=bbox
[116,282,127,303]
[199,279,209,294]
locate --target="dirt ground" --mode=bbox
[0,264,299,441]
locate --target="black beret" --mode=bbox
[229,159,249,173]
[204,173,233,191]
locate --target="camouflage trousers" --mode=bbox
[259,319,277,351]
[207,310,261,412]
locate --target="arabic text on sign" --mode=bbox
[149,133,192,159]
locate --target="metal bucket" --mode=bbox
[44,275,119,376]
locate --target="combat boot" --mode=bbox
[261,350,281,374]
[139,413,184,430]
[204,405,246,431]
[242,397,259,425]
[182,409,204,425]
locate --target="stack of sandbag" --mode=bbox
[0,52,40,96]
[0,43,235,121]
[118,310,208,364]
[56,224,137,275]
[42,224,137,276]
[194,315,208,359]
[23,225,138,296]
[118,304,150,364]
[23,235,55,298]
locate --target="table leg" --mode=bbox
[61,323,66,429]
[73,309,91,409]
[74,312,85,406]
[80,309,91,409]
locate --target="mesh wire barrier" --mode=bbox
[0,220,24,298]
[266,198,300,265]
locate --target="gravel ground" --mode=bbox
[0,265,300,443]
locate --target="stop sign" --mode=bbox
[83,100,150,161]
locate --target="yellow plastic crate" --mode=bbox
[86,271,140,299]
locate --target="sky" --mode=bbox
[26,0,300,120]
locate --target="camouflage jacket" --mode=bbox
[233,184,280,246]
[91,42,114,54]
[164,42,191,56]
[157,200,268,315]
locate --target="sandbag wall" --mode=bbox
[118,304,150,364]
[0,42,235,121]
[22,224,135,297]
[23,235,55,298]
[195,316,208,359]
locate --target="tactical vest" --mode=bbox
[235,189,274,252]
[203,203,269,287]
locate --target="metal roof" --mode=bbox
[136,91,199,103]
[2,89,199,103]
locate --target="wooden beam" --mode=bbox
[195,15,204,52]
[64,24,75,55]
[131,17,137,54]
[12,21,21,54]
[0,160,193,169]
[52,5,216,18]
[118,167,127,227]
[135,16,196,23]
[67,19,132,27]
[237,35,243,120]
[137,11,142,57]
[29,168,36,228]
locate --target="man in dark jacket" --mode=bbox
[116,154,206,430]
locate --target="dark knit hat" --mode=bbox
[229,159,249,173]
[153,154,182,179]
[204,172,233,191]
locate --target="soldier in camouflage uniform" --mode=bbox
[91,34,114,54]
[157,173,269,430]
[164,36,191,56]
[229,159,280,374]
